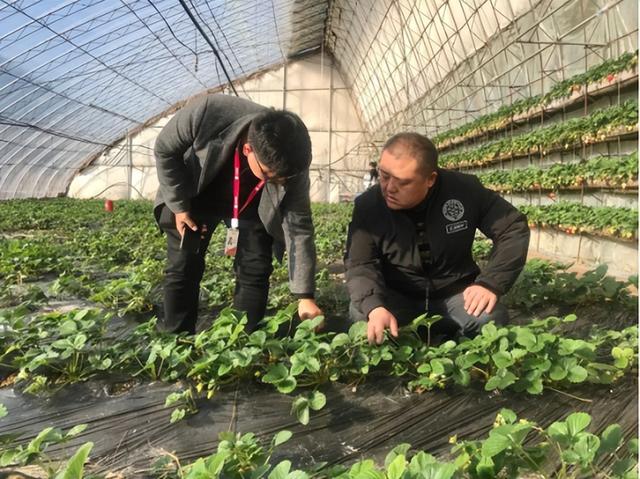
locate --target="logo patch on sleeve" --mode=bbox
[446,220,468,234]
[442,199,464,221]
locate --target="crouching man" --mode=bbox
[344,132,530,344]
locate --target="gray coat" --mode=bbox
[154,94,316,295]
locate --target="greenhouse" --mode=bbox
[0,0,638,477]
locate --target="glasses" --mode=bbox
[255,158,300,184]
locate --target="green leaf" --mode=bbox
[498,409,517,424]
[452,368,470,386]
[0,404,7,419]
[567,365,588,383]
[515,328,537,349]
[491,351,514,369]
[526,378,543,394]
[573,433,600,465]
[349,459,384,478]
[170,408,186,423]
[386,454,406,479]
[598,424,622,455]
[430,358,445,375]
[268,460,291,479]
[475,455,495,478]
[612,457,636,477]
[59,319,78,336]
[204,451,228,475]
[482,433,512,457]
[420,463,458,479]
[276,376,297,394]
[547,421,569,444]
[54,442,93,479]
[65,424,88,438]
[549,364,568,381]
[331,333,350,348]
[309,391,326,411]
[27,427,61,454]
[263,364,289,384]
[294,401,310,425]
[272,430,293,447]
[566,412,591,437]
[384,444,411,467]
[348,321,367,340]
[287,471,309,479]
[408,451,437,471]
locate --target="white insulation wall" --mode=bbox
[68,52,366,203]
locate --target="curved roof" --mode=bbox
[0,0,636,199]
[0,0,327,198]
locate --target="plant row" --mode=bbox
[478,152,638,193]
[520,202,638,240]
[439,100,638,169]
[434,51,638,148]
[1,403,638,478]
[0,199,354,316]
[0,199,636,321]
[1,297,637,427]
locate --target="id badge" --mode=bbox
[224,227,239,256]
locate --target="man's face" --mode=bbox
[378,147,437,210]
[243,143,286,185]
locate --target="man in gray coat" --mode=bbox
[154,94,322,334]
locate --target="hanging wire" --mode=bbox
[177,0,239,96]
[187,0,251,99]
[0,117,112,146]
[122,0,208,89]
[147,0,200,56]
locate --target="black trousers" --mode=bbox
[349,287,509,339]
[159,207,273,334]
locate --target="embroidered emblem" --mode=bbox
[446,220,468,234]
[442,199,464,221]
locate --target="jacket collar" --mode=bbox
[198,112,262,191]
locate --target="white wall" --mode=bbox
[68,52,366,202]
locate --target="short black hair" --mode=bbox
[247,109,312,178]
[382,132,438,176]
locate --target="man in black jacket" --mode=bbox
[345,132,529,344]
[154,94,322,334]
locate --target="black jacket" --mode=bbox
[345,168,530,317]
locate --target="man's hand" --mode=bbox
[367,306,398,345]
[298,299,324,329]
[298,298,324,332]
[463,284,497,317]
[175,211,198,236]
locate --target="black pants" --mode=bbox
[349,287,509,339]
[159,207,273,334]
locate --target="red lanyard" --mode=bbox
[232,149,265,228]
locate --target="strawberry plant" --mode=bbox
[434,51,638,149]
[439,100,638,169]
[149,410,638,478]
[479,152,638,192]
[521,202,638,239]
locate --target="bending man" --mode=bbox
[154,94,322,334]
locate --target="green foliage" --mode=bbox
[2,300,636,427]
[434,51,638,147]
[478,152,638,192]
[439,100,638,168]
[0,418,89,471]
[520,202,637,239]
[504,260,637,310]
[149,411,637,478]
